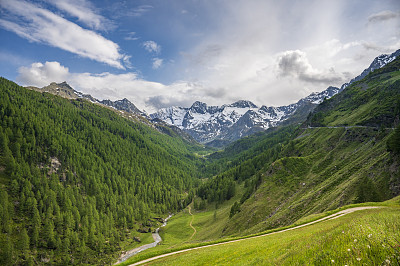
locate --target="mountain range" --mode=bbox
[26,49,400,147]
[151,49,400,146]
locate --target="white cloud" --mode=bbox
[152,58,163,69]
[124,32,139,41]
[18,61,69,87]
[128,5,153,17]
[368,10,399,23]
[123,55,133,69]
[45,0,114,31]
[361,41,400,53]
[0,0,126,69]
[143,41,161,54]
[16,61,231,113]
[277,50,348,84]
[170,1,400,107]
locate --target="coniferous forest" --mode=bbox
[1,56,400,265]
[0,77,202,264]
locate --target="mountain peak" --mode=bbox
[229,100,258,108]
[345,49,400,87]
[100,98,144,116]
[189,101,208,114]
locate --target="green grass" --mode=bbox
[146,205,400,265]
[222,126,394,236]
[118,193,242,265]
[119,198,400,265]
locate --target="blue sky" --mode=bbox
[0,0,399,112]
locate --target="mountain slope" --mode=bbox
[195,56,400,237]
[0,77,203,265]
[308,54,400,128]
[28,82,147,117]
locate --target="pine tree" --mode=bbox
[43,219,55,249]
[19,228,30,257]
[0,236,14,265]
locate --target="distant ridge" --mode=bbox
[151,49,400,146]
[26,49,400,146]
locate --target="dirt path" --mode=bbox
[187,206,197,240]
[128,206,379,265]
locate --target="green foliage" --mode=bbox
[0,77,203,264]
[197,126,294,203]
[388,125,400,155]
[229,201,241,218]
[355,176,380,203]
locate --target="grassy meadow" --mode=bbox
[119,198,400,265]
[145,202,400,265]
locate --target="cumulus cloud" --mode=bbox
[18,61,69,87]
[44,0,114,31]
[152,58,163,69]
[143,41,161,54]
[0,0,126,69]
[277,50,348,84]
[368,10,399,23]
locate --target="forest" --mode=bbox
[0,77,203,265]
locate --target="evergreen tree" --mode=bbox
[19,228,30,257]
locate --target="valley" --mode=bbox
[127,199,400,265]
[0,51,399,265]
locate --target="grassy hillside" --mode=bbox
[143,198,400,265]
[224,126,396,235]
[308,56,400,128]
[0,77,205,265]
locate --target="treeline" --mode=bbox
[0,77,201,264]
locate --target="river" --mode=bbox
[114,214,173,264]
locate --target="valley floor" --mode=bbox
[121,198,400,265]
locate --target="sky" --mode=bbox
[0,0,399,113]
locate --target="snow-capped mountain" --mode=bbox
[150,89,339,144]
[27,49,400,146]
[151,49,400,145]
[340,49,400,90]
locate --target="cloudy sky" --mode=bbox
[0,0,399,112]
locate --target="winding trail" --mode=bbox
[128,206,379,265]
[187,206,197,240]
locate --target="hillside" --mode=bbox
[195,57,400,237]
[130,200,400,265]
[0,77,205,265]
